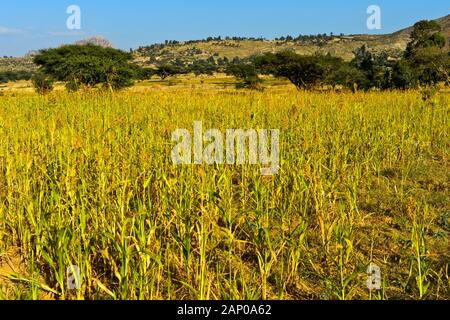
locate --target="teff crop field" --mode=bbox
[0,87,449,300]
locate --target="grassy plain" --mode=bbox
[0,81,448,300]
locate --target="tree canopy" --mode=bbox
[225,62,262,89]
[406,20,445,56]
[233,20,449,91]
[33,45,138,91]
[30,19,448,92]
[402,20,449,86]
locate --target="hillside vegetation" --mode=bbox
[2,14,449,74]
[135,15,450,65]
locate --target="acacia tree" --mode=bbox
[406,20,445,57]
[33,44,138,91]
[155,64,182,80]
[403,20,449,86]
[225,62,262,90]
[254,51,326,89]
[254,51,351,90]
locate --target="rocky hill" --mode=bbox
[75,36,114,48]
[0,57,38,73]
[392,14,450,49]
[134,14,449,66]
[1,14,449,73]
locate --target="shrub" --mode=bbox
[225,63,262,90]
[31,72,54,95]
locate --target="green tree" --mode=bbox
[31,72,54,95]
[406,20,445,57]
[255,51,326,89]
[33,44,137,91]
[350,46,390,90]
[225,63,262,90]
[188,60,217,76]
[410,47,450,85]
[325,64,366,91]
[390,61,416,89]
[403,20,449,86]
[0,71,34,83]
[155,64,182,80]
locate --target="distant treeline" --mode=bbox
[137,56,246,80]
[137,33,348,49]
[135,34,348,66]
[16,20,450,94]
[0,70,34,83]
[143,20,450,91]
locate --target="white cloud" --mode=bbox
[0,26,24,35]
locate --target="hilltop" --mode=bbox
[135,34,403,66]
[392,14,450,49]
[134,14,450,66]
[75,36,114,48]
[1,14,449,73]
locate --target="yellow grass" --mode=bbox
[0,86,448,300]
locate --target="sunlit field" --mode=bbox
[0,86,448,300]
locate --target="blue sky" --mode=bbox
[0,0,448,56]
